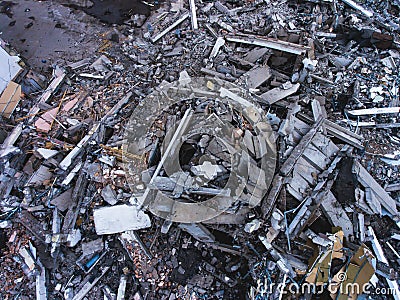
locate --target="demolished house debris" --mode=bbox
[1,0,400,299]
[0,41,24,119]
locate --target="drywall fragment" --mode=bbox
[94,205,151,235]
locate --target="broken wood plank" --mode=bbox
[67,58,91,70]
[59,92,132,170]
[226,35,310,55]
[288,170,312,201]
[310,132,339,158]
[324,119,364,149]
[28,68,66,123]
[140,109,193,209]
[178,223,215,243]
[188,0,198,30]
[343,121,400,128]
[59,123,101,170]
[311,99,327,121]
[288,197,313,236]
[62,170,88,231]
[243,47,269,64]
[72,266,110,300]
[342,0,374,18]
[0,122,23,156]
[347,107,400,116]
[209,37,225,59]
[261,175,284,218]
[0,81,21,118]
[385,183,400,192]
[151,13,190,43]
[288,145,347,238]
[358,213,365,242]
[35,258,47,300]
[289,178,336,237]
[15,211,47,243]
[200,67,235,81]
[302,143,334,171]
[353,160,398,216]
[280,118,324,176]
[368,227,400,300]
[309,74,335,85]
[209,243,242,255]
[292,157,319,185]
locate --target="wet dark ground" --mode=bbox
[0,0,157,70]
[75,0,152,24]
[0,0,106,70]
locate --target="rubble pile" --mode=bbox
[0,0,400,299]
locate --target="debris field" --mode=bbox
[0,0,400,299]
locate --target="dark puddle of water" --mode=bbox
[71,0,153,24]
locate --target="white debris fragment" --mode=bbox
[244,219,261,233]
[36,148,59,159]
[380,151,400,166]
[66,229,82,247]
[94,204,151,235]
[191,161,223,180]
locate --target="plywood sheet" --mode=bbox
[0,81,21,118]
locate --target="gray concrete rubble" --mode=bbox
[0,0,400,299]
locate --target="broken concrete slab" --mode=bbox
[101,184,118,205]
[259,82,300,105]
[50,189,73,211]
[240,66,271,89]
